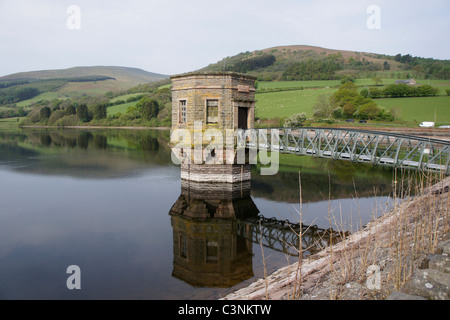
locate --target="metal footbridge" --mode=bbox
[239,127,450,175]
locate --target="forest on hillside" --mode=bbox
[203,48,450,81]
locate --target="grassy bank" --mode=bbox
[0,117,21,130]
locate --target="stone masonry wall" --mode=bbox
[171,72,256,133]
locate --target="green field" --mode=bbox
[377,96,450,124]
[255,79,450,122]
[257,79,450,90]
[256,87,337,119]
[16,92,67,107]
[110,93,145,103]
[258,80,340,89]
[0,117,21,130]
[107,102,136,116]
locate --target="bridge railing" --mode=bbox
[246,127,450,175]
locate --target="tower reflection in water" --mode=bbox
[168,178,346,289]
[169,180,259,288]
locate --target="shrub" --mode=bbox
[331,82,360,108]
[39,107,51,121]
[342,103,356,117]
[360,88,369,98]
[318,118,335,124]
[139,98,159,121]
[284,113,307,127]
[340,76,355,84]
[356,102,382,120]
[332,107,343,119]
[76,104,90,122]
[368,87,383,98]
[377,109,395,122]
[93,104,107,120]
[383,84,411,97]
[54,115,79,127]
[65,104,76,115]
[27,109,41,123]
[48,110,66,125]
[312,94,334,118]
[382,84,440,97]
[416,85,439,96]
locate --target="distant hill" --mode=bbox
[0,66,168,85]
[200,45,449,81]
[0,66,169,106]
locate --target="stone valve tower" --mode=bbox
[170,72,257,183]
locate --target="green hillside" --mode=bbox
[0,66,168,86]
[199,45,449,127]
[0,66,169,108]
[201,45,449,81]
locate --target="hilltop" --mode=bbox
[0,66,168,87]
[201,44,449,81]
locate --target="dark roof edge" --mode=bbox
[170,71,257,80]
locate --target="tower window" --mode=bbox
[179,234,187,259]
[179,100,187,123]
[206,99,219,124]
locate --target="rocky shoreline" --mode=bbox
[223,176,450,300]
[387,239,450,300]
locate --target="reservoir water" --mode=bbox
[0,128,395,299]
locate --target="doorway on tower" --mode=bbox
[238,107,248,130]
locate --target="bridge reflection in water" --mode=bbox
[168,180,343,288]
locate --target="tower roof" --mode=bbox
[170,71,257,81]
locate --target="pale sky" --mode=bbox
[0,0,449,77]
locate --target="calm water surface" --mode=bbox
[0,128,395,299]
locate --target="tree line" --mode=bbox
[226,54,276,73]
[0,87,40,105]
[0,79,31,89]
[282,57,343,81]
[312,81,396,122]
[365,84,440,98]
[393,54,450,79]
[28,97,161,126]
[19,85,172,127]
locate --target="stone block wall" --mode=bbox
[180,163,251,183]
[171,72,256,133]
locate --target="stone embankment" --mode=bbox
[223,176,450,300]
[387,239,450,300]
